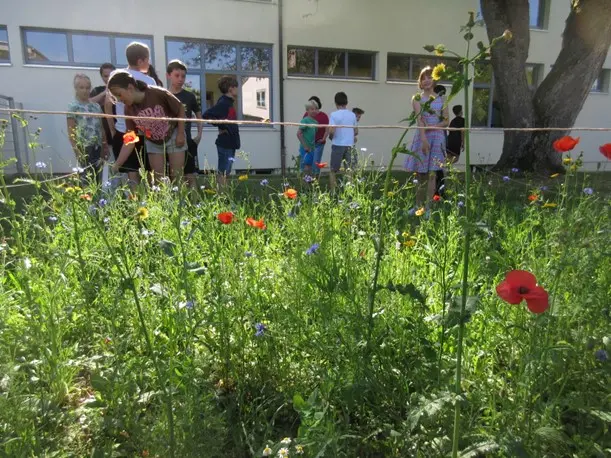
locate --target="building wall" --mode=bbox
[0,0,609,173]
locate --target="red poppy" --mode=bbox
[496,270,549,314]
[123,131,139,145]
[528,194,538,202]
[217,211,234,224]
[145,129,152,139]
[246,217,266,230]
[79,193,92,201]
[599,143,611,160]
[315,162,328,168]
[432,194,441,202]
[552,136,579,153]
[283,188,298,199]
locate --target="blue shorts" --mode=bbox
[217,146,235,175]
[312,143,325,174]
[299,145,314,170]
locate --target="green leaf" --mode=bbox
[90,373,110,392]
[158,239,176,257]
[587,409,611,423]
[459,440,499,457]
[384,281,426,305]
[293,393,307,411]
[189,266,207,276]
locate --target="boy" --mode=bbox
[434,84,447,196]
[203,75,240,188]
[446,105,464,163]
[297,100,319,176]
[352,107,364,143]
[327,92,357,191]
[105,42,157,184]
[90,62,115,151]
[167,59,203,188]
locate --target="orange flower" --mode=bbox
[552,136,579,153]
[432,194,441,202]
[283,188,298,199]
[528,194,538,202]
[599,143,611,160]
[246,217,266,230]
[79,193,92,201]
[217,211,234,224]
[123,131,139,145]
[145,129,152,139]
[315,162,328,168]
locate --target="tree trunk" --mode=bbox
[481,0,611,174]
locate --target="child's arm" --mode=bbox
[66,117,79,158]
[437,105,450,128]
[297,127,310,151]
[194,112,203,143]
[89,90,106,104]
[413,97,430,152]
[175,103,186,147]
[111,143,136,173]
[104,97,116,137]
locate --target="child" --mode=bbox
[404,68,449,208]
[105,42,157,184]
[167,59,203,188]
[303,96,328,176]
[433,84,447,196]
[67,73,107,183]
[328,92,357,191]
[446,105,464,163]
[108,70,186,182]
[203,75,240,188]
[297,100,319,176]
[89,63,116,147]
[352,107,364,143]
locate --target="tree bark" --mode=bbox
[481,0,611,174]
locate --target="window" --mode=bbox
[591,69,610,93]
[529,0,548,29]
[0,25,10,63]
[287,47,375,79]
[387,53,461,82]
[21,27,153,66]
[166,39,272,122]
[472,62,544,128]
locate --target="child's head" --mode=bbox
[452,105,463,117]
[308,96,322,112]
[99,63,115,85]
[218,75,238,97]
[107,70,147,105]
[434,84,446,97]
[418,66,434,90]
[73,73,92,101]
[352,107,364,121]
[147,65,163,86]
[166,59,187,89]
[305,100,318,117]
[334,91,348,108]
[125,41,150,72]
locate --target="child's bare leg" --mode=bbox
[148,154,166,182]
[168,151,185,183]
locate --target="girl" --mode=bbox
[108,70,186,183]
[67,74,108,183]
[405,67,449,208]
[303,96,329,176]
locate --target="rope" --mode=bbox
[2,107,611,132]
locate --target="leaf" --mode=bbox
[445,296,480,327]
[587,409,611,423]
[459,440,500,457]
[293,393,307,411]
[384,281,426,305]
[534,426,568,446]
[189,266,207,276]
[158,239,176,257]
[150,283,166,296]
[90,373,109,392]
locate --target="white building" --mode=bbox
[0,0,609,174]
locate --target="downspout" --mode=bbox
[278,0,287,175]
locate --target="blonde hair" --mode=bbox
[73,73,91,88]
[305,100,318,110]
[418,66,433,90]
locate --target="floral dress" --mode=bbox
[404,95,446,173]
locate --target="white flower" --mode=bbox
[280,437,291,445]
[295,445,304,455]
[360,147,367,152]
[71,167,85,173]
[277,448,289,457]
[35,161,47,169]
[151,185,161,192]
[262,446,272,457]
[23,258,32,270]
[172,186,179,192]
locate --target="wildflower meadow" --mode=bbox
[1,16,610,458]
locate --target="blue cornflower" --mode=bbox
[98,198,108,208]
[185,300,195,310]
[457,201,465,208]
[349,201,360,210]
[306,243,320,255]
[511,167,519,173]
[583,187,594,195]
[255,322,266,337]
[595,349,608,362]
[540,186,548,192]
[181,220,190,227]
[288,211,296,218]
[260,179,269,186]
[102,181,112,189]
[283,181,290,188]
[407,207,416,216]
[304,175,313,183]
[35,161,47,169]
[245,251,254,257]
[502,176,510,182]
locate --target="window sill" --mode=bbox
[589,90,609,95]
[386,80,418,86]
[0,62,12,66]
[529,27,549,32]
[286,75,378,84]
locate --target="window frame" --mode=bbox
[165,37,274,124]
[529,0,548,30]
[386,52,461,83]
[21,26,154,67]
[256,89,267,108]
[287,46,376,80]
[591,69,610,93]
[0,25,10,63]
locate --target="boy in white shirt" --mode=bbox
[327,92,357,191]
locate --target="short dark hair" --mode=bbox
[167,59,187,74]
[434,84,446,96]
[99,63,115,76]
[125,42,150,67]
[453,105,463,116]
[352,107,364,115]
[334,91,348,106]
[218,75,238,94]
[308,96,322,109]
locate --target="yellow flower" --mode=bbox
[136,207,149,221]
[542,202,558,208]
[415,207,425,217]
[569,165,577,172]
[238,174,248,181]
[432,63,446,81]
[563,157,572,165]
[550,173,560,178]
[262,446,272,457]
[295,444,304,454]
[387,191,395,197]
[64,186,76,193]
[401,231,410,239]
[204,188,216,195]
[403,240,416,248]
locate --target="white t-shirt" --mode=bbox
[329,109,357,146]
[114,69,157,133]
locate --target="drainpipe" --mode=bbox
[278,0,287,175]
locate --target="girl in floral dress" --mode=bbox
[405,66,449,208]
